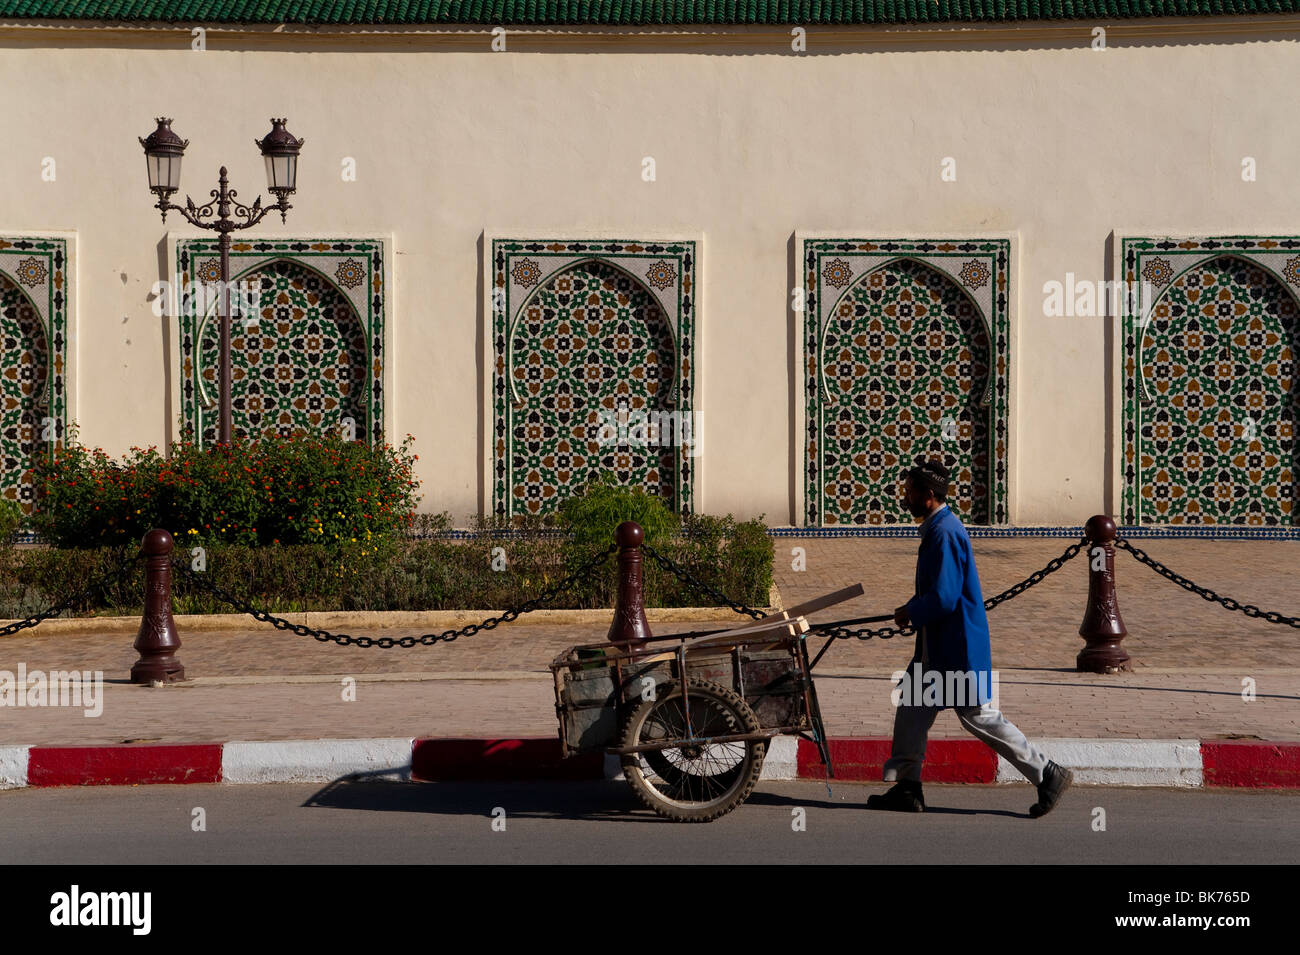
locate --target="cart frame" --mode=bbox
[549,585,864,820]
[551,622,834,771]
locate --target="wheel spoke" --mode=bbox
[624,680,763,819]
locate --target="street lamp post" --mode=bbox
[139,117,305,445]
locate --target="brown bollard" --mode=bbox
[606,521,652,648]
[131,529,186,684]
[1077,515,1132,673]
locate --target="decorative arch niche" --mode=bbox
[799,236,1011,526]
[175,238,386,447]
[1122,237,1300,525]
[0,236,68,517]
[489,236,698,518]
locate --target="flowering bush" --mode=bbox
[32,431,421,549]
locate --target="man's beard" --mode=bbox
[906,498,930,519]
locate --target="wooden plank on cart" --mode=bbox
[679,583,864,650]
[681,615,809,649]
[773,583,865,621]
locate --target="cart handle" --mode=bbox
[804,613,896,671]
[806,613,895,630]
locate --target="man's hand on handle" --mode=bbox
[894,605,910,628]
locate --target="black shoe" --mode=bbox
[867,781,925,812]
[1029,760,1073,818]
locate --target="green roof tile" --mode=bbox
[1,0,1297,23]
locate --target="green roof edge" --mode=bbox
[2,0,1299,25]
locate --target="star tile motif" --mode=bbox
[1137,255,1296,524]
[334,258,365,290]
[511,258,542,289]
[822,258,853,290]
[14,257,47,289]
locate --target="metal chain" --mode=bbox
[172,544,618,648]
[804,538,1088,643]
[1115,537,1300,629]
[641,543,768,619]
[0,552,143,637]
[645,537,1086,642]
[983,539,1087,613]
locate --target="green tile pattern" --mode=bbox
[492,237,696,518]
[4,0,1296,25]
[1122,237,1300,525]
[176,237,385,447]
[0,237,67,518]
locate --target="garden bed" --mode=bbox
[0,521,773,619]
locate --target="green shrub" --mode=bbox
[0,498,22,544]
[31,430,420,549]
[555,476,681,605]
[558,474,679,555]
[409,511,454,538]
[0,517,773,618]
[665,513,774,610]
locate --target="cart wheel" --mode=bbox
[620,678,765,823]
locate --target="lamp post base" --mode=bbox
[1076,642,1132,674]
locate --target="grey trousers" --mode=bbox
[881,701,1049,786]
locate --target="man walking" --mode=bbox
[866,459,1073,816]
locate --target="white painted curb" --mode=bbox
[996,738,1204,787]
[1,737,1272,790]
[760,736,798,781]
[0,745,29,790]
[221,738,414,784]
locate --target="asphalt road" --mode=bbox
[1,780,1296,865]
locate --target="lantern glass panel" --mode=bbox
[264,154,297,192]
[147,152,181,192]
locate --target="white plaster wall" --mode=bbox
[1,23,1296,525]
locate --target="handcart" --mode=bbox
[549,584,864,822]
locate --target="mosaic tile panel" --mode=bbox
[802,238,1010,526]
[1122,237,1300,525]
[176,239,385,446]
[491,238,696,517]
[196,260,369,444]
[0,237,68,517]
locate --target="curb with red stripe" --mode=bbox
[27,744,223,787]
[2,738,1297,789]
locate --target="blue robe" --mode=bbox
[904,505,994,708]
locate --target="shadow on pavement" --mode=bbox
[303,771,1039,821]
[917,805,1029,819]
[744,788,1028,818]
[301,774,676,824]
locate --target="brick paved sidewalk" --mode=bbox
[1,537,1297,746]
[2,669,1296,748]
[5,537,1299,671]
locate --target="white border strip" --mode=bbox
[0,745,29,790]
[0,737,1240,789]
[760,735,799,780]
[996,738,1203,787]
[221,737,414,784]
